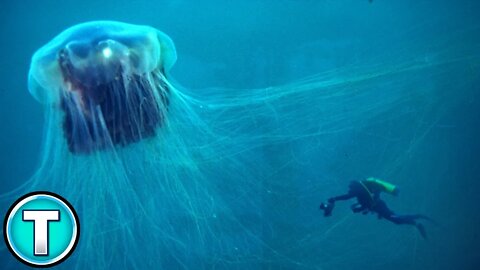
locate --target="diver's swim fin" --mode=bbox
[416,223,427,239]
[319,202,334,217]
[408,214,439,227]
[418,215,439,226]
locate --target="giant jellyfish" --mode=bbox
[23,21,273,269]
[1,21,479,269]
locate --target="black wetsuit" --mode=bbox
[321,180,429,238]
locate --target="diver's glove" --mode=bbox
[319,203,327,210]
[319,202,334,217]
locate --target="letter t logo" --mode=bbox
[4,192,79,267]
[22,210,60,256]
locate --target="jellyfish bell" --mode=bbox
[28,21,177,153]
[29,21,176,104]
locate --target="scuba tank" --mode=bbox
[365,177,399,195]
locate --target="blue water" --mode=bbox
[1,1,479,269]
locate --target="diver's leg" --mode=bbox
[384,214,428,239]
[383,214,415,225]
[375,202,428,239]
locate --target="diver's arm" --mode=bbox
[329,192,355,202]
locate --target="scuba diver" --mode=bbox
[319,177,432,239]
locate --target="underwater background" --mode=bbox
[0,0,479,269]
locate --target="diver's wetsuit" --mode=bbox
[320,178,429,238]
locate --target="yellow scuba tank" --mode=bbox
[365,177,399,195]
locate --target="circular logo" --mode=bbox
[3,191,80,268]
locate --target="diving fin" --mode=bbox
[416,223,427,239]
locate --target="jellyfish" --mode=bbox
[1,20,478,269]
[19,21,271,269]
